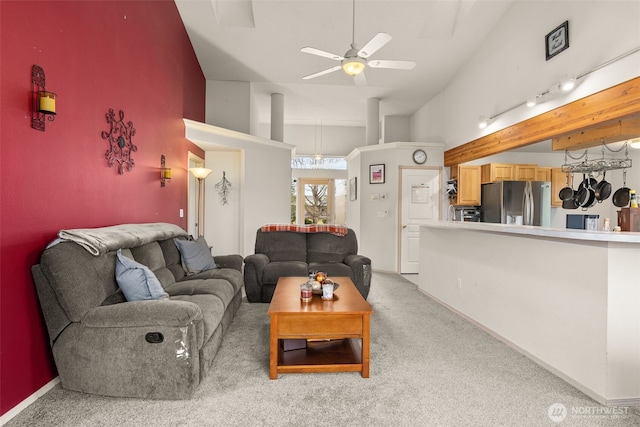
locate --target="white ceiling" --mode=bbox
[175,0,514,127]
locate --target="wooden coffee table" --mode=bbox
[267,276,373,379]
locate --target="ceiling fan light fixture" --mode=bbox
[342,57,366,76]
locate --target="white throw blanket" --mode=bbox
[47,222,188,256]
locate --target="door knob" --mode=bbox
[402,224,407,229]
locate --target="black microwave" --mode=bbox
[566,214,599,230]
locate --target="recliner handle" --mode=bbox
[145,332,164,344]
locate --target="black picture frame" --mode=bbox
[349,177,357,201]
[369,164,385,184]
[545,21,569,61]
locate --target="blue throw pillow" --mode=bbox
[115,249,168,301]
[174,236,217,274]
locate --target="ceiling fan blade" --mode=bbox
[354,71,367,87]
[300,47,344,61]
[357,32,392,58]
[302,66,342,80]
[368,60,416,70]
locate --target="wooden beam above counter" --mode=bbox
[444,76,640,167]
[551,117,640,151]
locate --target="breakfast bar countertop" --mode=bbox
[420,220,640,244]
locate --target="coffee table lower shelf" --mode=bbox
[276,338,363,375]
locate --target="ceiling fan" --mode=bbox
[300,0,416,82]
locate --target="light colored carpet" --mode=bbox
[6,272,639,426]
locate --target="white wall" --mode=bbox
[206,81,252,134]
[419,225,640,404]
[411,1,640,148]
[347,142,445,272]
[204,151,241,255]
[256,123,366,157]
[382,115,410,144]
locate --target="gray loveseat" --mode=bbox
[243,226,371,303]
[31,223,243,399]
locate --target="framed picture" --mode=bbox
[369,164,385,184]
[349,177,357,201]
[545,20,569,60]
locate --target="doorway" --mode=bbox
[398,167,441,273]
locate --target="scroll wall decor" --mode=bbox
[215,171,232,205]
[100,109,137,174]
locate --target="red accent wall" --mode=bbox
[0,0,206,415]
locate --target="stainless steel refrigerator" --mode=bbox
[480,181,551,226]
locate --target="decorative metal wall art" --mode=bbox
[100,109,137,174]
[215,171,232,205]
[31,65,57,131]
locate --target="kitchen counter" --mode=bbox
[418,221,640,406]
[422,219,640,244]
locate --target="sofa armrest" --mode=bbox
[243,253,270,302]
[344,254,371,270]
[213,254,243,271]
[82,300,202,328]
[344,254,372,300]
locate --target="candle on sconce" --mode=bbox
[38,91,56,114]
[163,168,172,180]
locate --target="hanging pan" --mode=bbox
[580,174,597,209]
[594,171,612,202]
[613,169,631,207]
[574,174,592,208]
[558,172,574,201]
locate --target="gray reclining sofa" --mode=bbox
[31,223,243,399]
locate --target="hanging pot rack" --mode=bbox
[560,141,632,174]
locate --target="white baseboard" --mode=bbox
[416,288,640,408]
[0,377,60,425]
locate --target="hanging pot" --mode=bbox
[613,170,631,207]
[594,171,612,202]
[558,172,574,201]
[581,174,597,209]
[562,196,579,209]
[575,174,593,208]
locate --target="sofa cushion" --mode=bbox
[255,230,307,262]
[179,268,244,294]
[158,238,188,281]
[115,249,168,301]
[308,262,354,280]
[174,237,217,274]
[262,261,308,284]
[306,231,357,264]
[129,242,176,288]
[168,280,233,349]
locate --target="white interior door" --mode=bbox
[400,168,441,273]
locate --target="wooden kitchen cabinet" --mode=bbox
[551,168,572,207]
[514,164,538,181]
[481,163,513,184]
[451,164,481,206]
[536,167,552,181]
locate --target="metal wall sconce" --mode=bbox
[160,155,172,187]
[31,65,57,131]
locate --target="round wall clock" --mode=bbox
[412,149,427,164]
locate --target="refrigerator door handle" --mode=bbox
[524,181,533,225]
[528,183,535,225]
[522,186,529,225]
